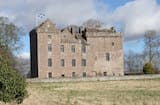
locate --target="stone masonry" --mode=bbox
[30,19,124,79]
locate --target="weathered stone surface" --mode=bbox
[30,19,124,79]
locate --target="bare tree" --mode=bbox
[144,30,160,63]
[14,57,30,77]
[0,17,23,51]
[124,31,160,74]
[124,51,144,73]
[143,30,160,73]
[0,16,25,74]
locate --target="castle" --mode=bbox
[30,19,124,78]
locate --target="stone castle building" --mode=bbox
[30,19,124,78]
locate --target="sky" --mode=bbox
[1,0,160,59]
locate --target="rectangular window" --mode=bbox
[72,72,76,77]
[112,42,114,46]
[48,44,52,52]
[83,72,86,77]
[113,73,115,76]
[82,59,86,66]
[48,72,52,78]
[61,59,65,67]
[72,59,76,67]
[48,58,52,67]
[60,45,64,52]
[103,72,107,76]
[61,74,65,78]
[48,35,52,39]
[106,53,110,61]
[82,45,86,53]
[71,45,75,53]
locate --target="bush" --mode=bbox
[143,62,155,74]
[0,55,27,104]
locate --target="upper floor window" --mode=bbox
[61,59,65,67]
[106,53,110,61]
[71,45,75,53]
[72,59,76,67]
[82,59,86,66]
[48,35,52,44]
[48,58,52,67]
[48,44,52,52]
[60,45,64,52]
[48,35,52,39]
[82,45,86,53]
[112,42,114,46]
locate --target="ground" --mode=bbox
[1,78,160,105]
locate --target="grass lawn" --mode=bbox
[1,78,160,105]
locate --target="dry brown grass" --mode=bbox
[1,78,160,105]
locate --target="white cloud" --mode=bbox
[1,0,160,40]
[17,52,30,59]
[106,0,160,40]
[46,0,97,26]
[0,0,99,31]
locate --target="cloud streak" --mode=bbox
[0,0,99,30]
[16,52,30,59]
[1,0,160,56]
[106,0,160,40]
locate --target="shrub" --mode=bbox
[0,55,27,104]
[143,62,155,74]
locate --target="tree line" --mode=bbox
[0,16,27,104]
[125,30,160,74]
[0,17,159,104]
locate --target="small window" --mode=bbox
[71,45,75,53]
[48,44,52,52]
[82,59,86,66]
[48,35,52,39]
[82,45,86,53]
[106,53,110,61]
[103,72,107,76]
[72,59,76,67]
[72,72,76,77]
[83,72,86,77]
[61,74,65,78]
[48,72,52,78]
[113,73,115,76]
[60,45,64,52]
[61,59,65,67]
[112,42,114,46]
[48,58,52,67]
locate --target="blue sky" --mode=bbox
[1,0,160,58]
[96,0,133,10]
